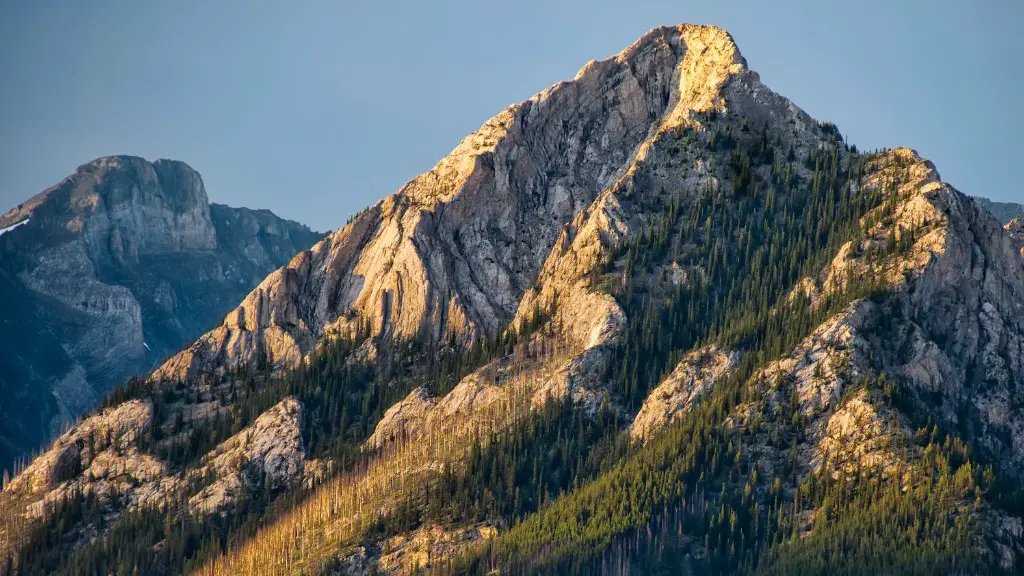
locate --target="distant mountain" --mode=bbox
[3,25,1024,576]
[975,196,1024,224]
[0,156,320,473]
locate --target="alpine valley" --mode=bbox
[3,24,1024,576]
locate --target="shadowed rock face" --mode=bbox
[0,156,321,473]
[974,197,1024,225]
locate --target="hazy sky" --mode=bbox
[1,1,1021,231]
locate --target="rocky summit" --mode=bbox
[0,156,321,475]
[2,24,1024,576]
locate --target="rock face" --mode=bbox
[974,197,1024,225]
[167,25,894,575]
[188,397,305,514]
[0,156,321,473]
[783,153,1024,481]
[154,25,745,382]
[322,523,502,576]
[740,151,1024,478]
[887,184,1024,478]
[0,396,309,560]
[631,346,738,440]
[4,400,156,502]
[165,19,828,461]
[0,397,181,547]
[745,151,1024,564]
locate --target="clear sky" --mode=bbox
[1,1,1021,231]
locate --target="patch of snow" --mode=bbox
[0,218,29,236]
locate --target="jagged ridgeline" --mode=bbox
[3,24,1024,576]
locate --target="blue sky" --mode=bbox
[1,1,1021,231]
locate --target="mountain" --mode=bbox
[975,197,1024,225]
[0,156,321,475]
[3,25,1024,575]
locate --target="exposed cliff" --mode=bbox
[611,148,1024,569]
[0,156,321,474]
[631,346,738,440]
[974,197,1024,225]
[154,25,733,382]
[185,40,1024,572]
[170,24,881,574]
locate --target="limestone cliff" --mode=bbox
[0,156,320,473]
[166,25,884,574]
[974,196,1024,225]
[631,346,738,440]
[155,25,745,382]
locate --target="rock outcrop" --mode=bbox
[0,396,309,559]
[744,150,1024,478]
[1007,218,1024,256]
[783,152,1024,482]
[700,149,1024,567]
[315,524,503,576]
[4,400,155,502]
[0,156,321,474]
[887,185,1024,479]
[631,346,738,440]
[188,397,305,514]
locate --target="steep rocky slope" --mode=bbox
[0,394,310,564]
[3,24,1024,576]
[975,197,1024,225]
[152,26,705,382]
[631,345,738,440]
[0,156,321,474]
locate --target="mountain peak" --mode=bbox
[152,23,776,383]
[0,155,321,476]
[0,155,217,256]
